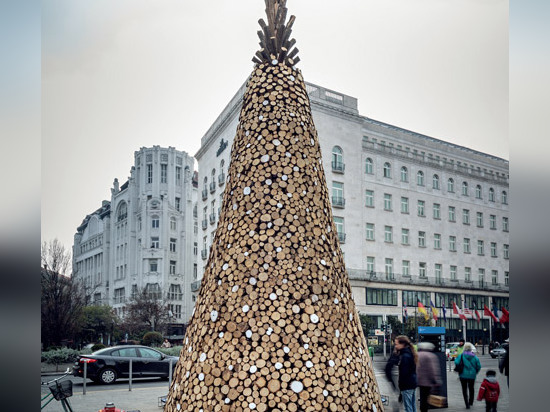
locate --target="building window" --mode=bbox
[145,283,161,300]
[476,212,483,227]
[492,270,498,285]
[465,267,471,282]
[433,203,441,219]
[383,162,392,178]
[384,226,393,243]
[117,202,128,222]
[432,174,440,190]
[402,260,410,276]
[475,185,482,199]
[384,193,392,211]
[449,206,456,222]
[168,284,182,300]
[152,217,160,228]
[450,265,457,281]
[151,237,159,248]
[401,197,409,214]
[147,164,153,184]
[176,166,181,185]
[464,238,471,253]
[193,264,198,280]
[365,158,373,174]
[490,215,496,230]
[502,217,509,232]
[402,228,410,245]
[477,240,485,255]
[149,259,158,272]
[400,167,408,182]
[175,197,181,211]
[462,209,470,225]
[365,190,374,207]
[385,258,394,279]
[502,191,508,205]
[332,146,345,172]
[366,288,397,306]
[366,223,375,241]
[435,264,442,282]
[434,233,441,249]
[170,217,177,231]
[417,171,425,186]
[478,268,485,287]
[417,200,425,217]
[334,216,345,243]
[161,164,168,183]
[193,242,198,255]
[169,260,176,275]
[504,271,509,286]
[462,181,469,196]
[418,231,426,247]
[114,288,125,304]
[170,238,177,253]
[332,182,345,207]
[449,236,457,252]
[489,188,495,202]
[419,262,427,278]
[367,256,375,275]
[447,178,455,193]
[503,244,509,259]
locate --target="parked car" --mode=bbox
[73,345,179,384]
[490,347,507,359]
[445,342,460,359]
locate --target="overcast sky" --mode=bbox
[42,0,509,251]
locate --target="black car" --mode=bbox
[73,345,179,384]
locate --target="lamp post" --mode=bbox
[483,328,487,355]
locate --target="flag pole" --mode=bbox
[461,297,467,341]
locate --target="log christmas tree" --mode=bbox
[164,1,383,411]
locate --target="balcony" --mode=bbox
[337,232,346,243]
[191,280,202,292]
[347,269,509,293]
[202,189,208,201]
[209,182,216,193]
[332,161,345,173]
[209,213,216,225]
[201,219,207,230]
[201,249,208,260]
[218,173,226,186]
[332,196,346,208]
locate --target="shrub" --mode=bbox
[91,343,106,352]
[158,346,183,357]
[142,331,163,347]
[42,348,81,371]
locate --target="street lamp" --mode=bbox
[483,328,487,355]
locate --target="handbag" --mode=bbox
[427,394,446,407]
[454,355,464,373]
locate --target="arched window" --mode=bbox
[203,176,208,187]
[417,171,425,186]
[447,178,455,193]
[145,283,162,300]
[432,174,440,190]
[489,188,495,202]
[332,146,344,172]
[476,185,482,199]
[117,201,127,222]
[220,160,225,174]
[462,181,469,196]
[502,190,508,204]
[211,169,216,178]
[400,167,408,182]
[365,158,373,174]
[383,162,391,178]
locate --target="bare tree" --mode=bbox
[41,238,86,348]
[122,288,171,338]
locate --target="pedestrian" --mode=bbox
[386,335,418,412]
[499,341,509,387]
[457,338,465,356]
[477,369,500,412]
[385,347,402,412]
[161,338,171,348]
[455,342,481,409]
[416,342,441,412]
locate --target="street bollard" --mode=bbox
[83,361,87,395]
[169,358,173,388]
[129,359,132,391]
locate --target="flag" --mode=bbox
[418,301,429,320]
[403,300,408,322]
[442,302,447,321]
[500,307,509,323]
[472,302,481,323]
[430,300,439,321]
[453,301,467,320]
[484,304,500,323]
[462,301,473,317]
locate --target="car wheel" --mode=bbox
[99,367,117,384]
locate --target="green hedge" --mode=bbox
[42,348,81,365]
[157,346,183,357]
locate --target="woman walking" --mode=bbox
[416,342,441,412]
[391,335,418,412]
[455,342,481,409]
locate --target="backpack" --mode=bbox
[486,388,499,402]
[454,355,464,373]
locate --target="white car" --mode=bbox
[445,342,460,359]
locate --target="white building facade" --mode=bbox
[73,146,198,326]
[195,80,509,343]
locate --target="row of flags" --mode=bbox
[402,299,509,324]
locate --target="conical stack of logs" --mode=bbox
[164,1,383,411]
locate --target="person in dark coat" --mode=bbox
[499,341,509,387]
[455,342,481,409]
[385,335,418,412]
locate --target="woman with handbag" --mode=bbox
[416,342,442,412]
[455,342,481,409]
